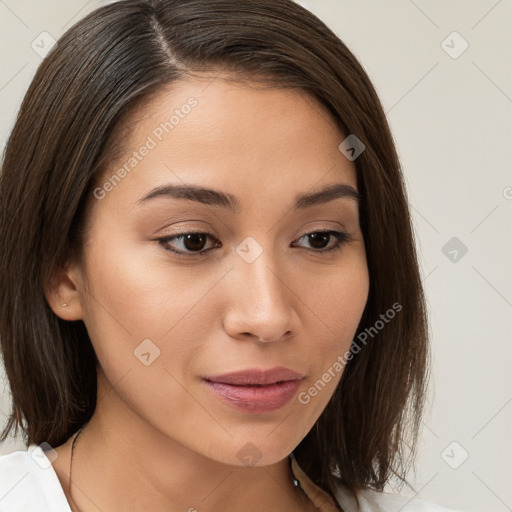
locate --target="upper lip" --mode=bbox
[204,366,305,386]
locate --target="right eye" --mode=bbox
[157,231,221,258]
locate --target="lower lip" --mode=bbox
[204,379,302,413]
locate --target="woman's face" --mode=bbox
[63,76,369,466]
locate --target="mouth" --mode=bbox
[203,366,305,413]
[204,366,304,386]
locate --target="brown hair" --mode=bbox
[0,0,429,500]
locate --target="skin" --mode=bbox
[47,74,369,512]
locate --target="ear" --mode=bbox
[44,261,86,321]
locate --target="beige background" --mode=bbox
[1,1,511,511]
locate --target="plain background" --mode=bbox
[0,1,511,511]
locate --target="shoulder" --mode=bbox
[0,444,71,512]
[289,454,463,512]
[335,484,464,512]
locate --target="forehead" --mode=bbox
[94,76,357,211]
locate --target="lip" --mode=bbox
[203,366,305,413]
[204,366,304,386]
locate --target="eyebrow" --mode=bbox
[137,182,361,213]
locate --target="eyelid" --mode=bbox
[158,221,346,243]
[293,229,353,249]
[294,221,348,238]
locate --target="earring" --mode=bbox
[61,303,68,307]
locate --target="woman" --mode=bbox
[0,0,460,510]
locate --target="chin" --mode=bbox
[199,431,302,468]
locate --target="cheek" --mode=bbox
[300,252,369,391]
[78,231,231,392]
[311,269,368,335]
[78,237,220,433]
[81,232,220,336]
[302,249,369,343]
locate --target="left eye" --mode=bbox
[157,230,351,258]
[294,230,351,253]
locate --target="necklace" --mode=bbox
[68,423,87,512]
[68,425,311,511]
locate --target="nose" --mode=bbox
[222,253,299,343]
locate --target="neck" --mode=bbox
[56,368,316,512]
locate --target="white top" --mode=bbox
[0,445,462,511]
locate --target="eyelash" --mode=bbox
[156,229,352,258]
